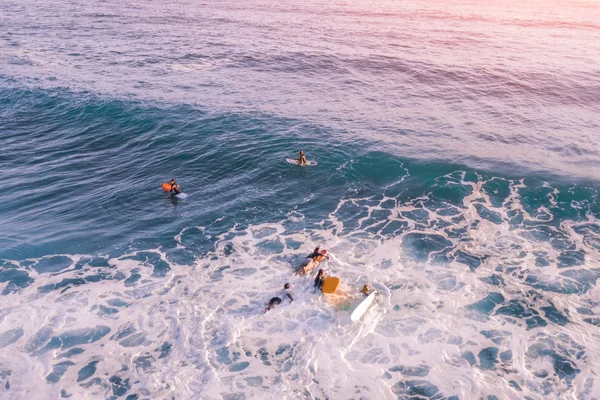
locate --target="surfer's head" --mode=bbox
[299,151,304,155]
[284,283,290,290]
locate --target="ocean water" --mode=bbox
[1,0,600,399]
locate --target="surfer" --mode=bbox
[314,269,325,289]
[308,247,329,262]
[297,151,307,166]
[169,179,181,195]
[265,283,294,313]
[298,247,329,275]
[360,284,370,296]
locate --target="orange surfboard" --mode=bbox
[322,276,340,294]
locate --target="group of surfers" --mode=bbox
[264,246,328,313]
[265,247,371,313]
[164,151,308,196]
[164,151,366,313]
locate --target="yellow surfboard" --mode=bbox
[322,276,340,294]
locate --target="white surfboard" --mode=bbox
[286,158,317,166]
[350,291,377,322]
[174,192,188,199]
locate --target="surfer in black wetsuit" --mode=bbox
[307,247,329,261]
[314,269,325,289]
[297,247,330,275]
[265,283,294,313]
[297,151,307,166]
[169,179,181,195]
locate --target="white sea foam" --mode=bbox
[1,177,599,399]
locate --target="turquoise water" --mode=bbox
[1,0,600,399]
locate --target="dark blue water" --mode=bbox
[1,0,600,399]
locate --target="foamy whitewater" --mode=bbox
[1,0,600,399]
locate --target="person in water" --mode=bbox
[265,283,294,313]
[169,179,181,195]
[307,247,329,261]
[299,247,330,274]
[314,269,325,289]
[360,284,370,296]
[297,151,307,166]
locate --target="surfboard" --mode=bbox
[286,158,317,166]
[321,276,340,294]
[174,192,188,199]
[351,291,377,322]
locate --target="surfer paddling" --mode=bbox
[265,283,294,313]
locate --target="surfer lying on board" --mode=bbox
[169,179,182,195]
[297,247,330,275]
[265,283,294,313]
[297,151,307,166]
[314,269,325,289]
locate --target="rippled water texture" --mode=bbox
[1,0,600,399]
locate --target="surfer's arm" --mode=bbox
[286,293,294,302]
